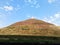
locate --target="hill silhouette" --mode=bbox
[0,18,60,37]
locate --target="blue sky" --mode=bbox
[0,0,60,28]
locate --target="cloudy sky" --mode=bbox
[0,0,60,28]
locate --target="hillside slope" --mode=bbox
[0,18,60,37]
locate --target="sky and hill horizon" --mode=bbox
[0,0,60,28]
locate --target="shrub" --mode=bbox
[7,26,15,29]
[21,26,29,30]
[38,28,44,30]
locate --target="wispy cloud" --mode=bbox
[54,12,60,18]
[43,12,60,26]
[3,6,14,11]
[26,14,38,19]
[15,4,21,11]
[48,0,56,3]
[0,4,21,12]
[24,0,40,8]
[24,0,37,4]
[48,0,60,5]
[35,3,40,8]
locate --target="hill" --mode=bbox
[0,18,60,37]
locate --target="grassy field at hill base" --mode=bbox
[0,35,60,44]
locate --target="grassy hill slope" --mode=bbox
[0,19,60,37]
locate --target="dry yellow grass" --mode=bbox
[0,19,60,37]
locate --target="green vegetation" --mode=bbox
[7,26,15,29]
[0,35,60,43]
[21,26,30,30]
[38,28,45,30]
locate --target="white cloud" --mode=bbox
[24,0,40,8]
[28,0,32,3]
[24,0,37,4]
[54,13,60,18]
[30,5,34,7]
[0,5,21,12]
[35,4,40,8]
[30,16,36,19]
[48,0,56,3]
[3,6,14,11]
[48,0,60,7]
[26,14,37,19]
[48,0,60,4]
[43,12,60,26]
[43,17,56,25]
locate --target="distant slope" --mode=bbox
[0,18,60,37]
[56,26,60,30]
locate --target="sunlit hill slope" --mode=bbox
[0,18,60,37]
